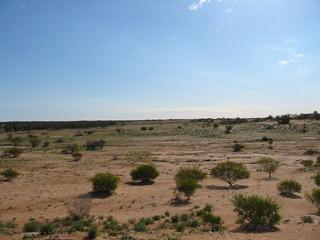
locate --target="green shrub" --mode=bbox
[1,168,19,181]
[72,152,82,161]
[314,172,320,186]
[29,138,41,148]
[62,144,79,154]
[140,127,148,131]
[301,216,313,223]
[276,115,290,125]
[306,188,320,215]
[130,164,159,183]
[2,147,23,158]
[232,143,244,152]
[201,212,223,232]
[23,220,41,232]
[175,166,207,182]
[176,178,200,202]
[257,157,280,178]
[300,160,314,169]
[277,180,302,197]
[90,172,120,194]
[133,221,148,232]
[104,216,123,235]
[40,223,56,235]
[224,125,233,134]
[174,222,185,232]
[211,161,250,187]
[87,224,98,239]
[170,215,179,223]
[10,136,24,146]
[232,194,281,231]
[86,140,105,150]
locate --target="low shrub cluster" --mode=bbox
[277,180,302,197]
[1,147,24,158]
[1,168,19,181]
[86,140,105,150]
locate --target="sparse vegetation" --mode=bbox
[211,161,250,187]
[1,168,19,181]
[62,144,79,154]
[306,188,320,215]
[29,138,41,148]
[300,160,314,170]
[2,147,23,158]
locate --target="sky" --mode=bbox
[0,0,319,121]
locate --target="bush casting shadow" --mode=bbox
[126,180,154,186]
[206,184,248,190]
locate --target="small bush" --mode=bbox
[140,127,148,131]
[40,223,56,235]
[176,178,200,202]
[257,157,280,178]
[148,127,154,131]
[276,115,290,125]
[301,216,313,223]
[2,147,23,158]
[314,172,320,186]
[62,144,79,154]
[300,160,314,170]
[90,172,120,195]
[224,125,233,134]
[10,136,24,146]
[306,188,320,215]
[134,221,148,232]
[1,168,19,181]
[232,194,281,231]
[268,139,274,148]
[303,149,319,156]
[87,224,98,239]
[277,180,302,197]
[232,143,244,152]
[174,222,186,232]
[86,140,105,151]
[104,216,123,235]
[29,138,41,148]
[67,199,91,220]
[42,141,50,148]
[201,212,223,232]
[23,220,41,232]
[130,164,159,183]
[174,166,207,182]
[211,161,250,187]
[72,152,82,161]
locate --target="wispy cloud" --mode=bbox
[278,53,305,66]
[189,0,211,11]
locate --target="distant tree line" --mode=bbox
[0,121,117,132]
[0,111,318,132]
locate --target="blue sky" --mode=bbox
[0,0,319,121]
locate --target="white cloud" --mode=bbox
[189,0,210,11]
[278,52,305,67]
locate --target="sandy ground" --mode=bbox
[0,121,320,239]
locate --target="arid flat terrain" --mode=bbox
[0,119,320,239]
